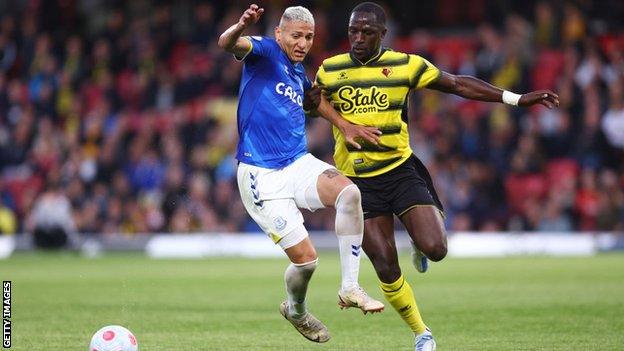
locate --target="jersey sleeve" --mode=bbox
[314,65,326,88]
[410,55,442,89]
[235,36,277,61]
[303,75,312,91]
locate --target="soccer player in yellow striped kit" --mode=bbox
[308,2,559,350]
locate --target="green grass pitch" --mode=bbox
[1,252,623,350]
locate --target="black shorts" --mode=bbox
[349,155,444,220]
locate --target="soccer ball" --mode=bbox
[89,325,138,351]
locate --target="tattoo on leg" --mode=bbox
[322,169,341,179]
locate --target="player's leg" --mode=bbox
[316,169,362,290]
[280,230,330,343]
[399,206,447,263]
[314,168,384,313]
[352,160,436,350]
[236,162,329,342]
[362,215,429,336]
[292,154,383,313]
[392,155,447,270]
[281,228,318,318]
[248,204,330,343]
[385,156,442,350]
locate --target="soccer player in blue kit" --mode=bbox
[218,4,384,343]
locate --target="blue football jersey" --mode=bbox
[235,36,313,168]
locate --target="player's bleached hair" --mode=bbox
[279,6,315,28]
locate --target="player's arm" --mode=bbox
[427,72,560,108]
[305,86,381,149]
[217,4,264,58]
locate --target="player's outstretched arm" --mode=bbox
[427,72,560,108]
[306,86,381,149]
[217,4,264,58]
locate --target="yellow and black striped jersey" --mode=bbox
[315,49,440,177]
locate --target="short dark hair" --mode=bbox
[351,2,386,26]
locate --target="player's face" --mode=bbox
[275,20,315,63]
[348,11,386,62]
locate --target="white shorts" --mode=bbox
[237,153,335,249]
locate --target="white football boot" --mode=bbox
[414,328,436,351]
[279,301,330,343]
[338,286,385,314]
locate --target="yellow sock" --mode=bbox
[380,275,427,334]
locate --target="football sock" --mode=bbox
[334,184,363,291]
[380,275,427,334]
[284,258,318,319]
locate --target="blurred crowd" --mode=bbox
[0,0,623,238]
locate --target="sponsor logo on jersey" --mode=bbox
[275,82,303,106]
[337,85,389,114]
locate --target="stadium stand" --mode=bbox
[0,0,622,237]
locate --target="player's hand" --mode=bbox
[238,4,264,28]
[342,123,382,149]
[303,85,322,112]
[519,90,560,109]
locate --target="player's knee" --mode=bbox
[284,226,317,263]
[334,184,361,213]
[291,249,318,264]
[425,240,447,262]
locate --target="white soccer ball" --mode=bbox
[89,325,138,351]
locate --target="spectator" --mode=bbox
[0,204,16,235]
[27,182,76,248]
[601,85,624,150]
[0,1,622,235]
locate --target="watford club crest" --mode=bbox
[381,67,393,77]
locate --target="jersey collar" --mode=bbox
[350,48,386,66]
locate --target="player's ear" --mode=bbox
[380,27,387,39]
[274,26,281,42]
